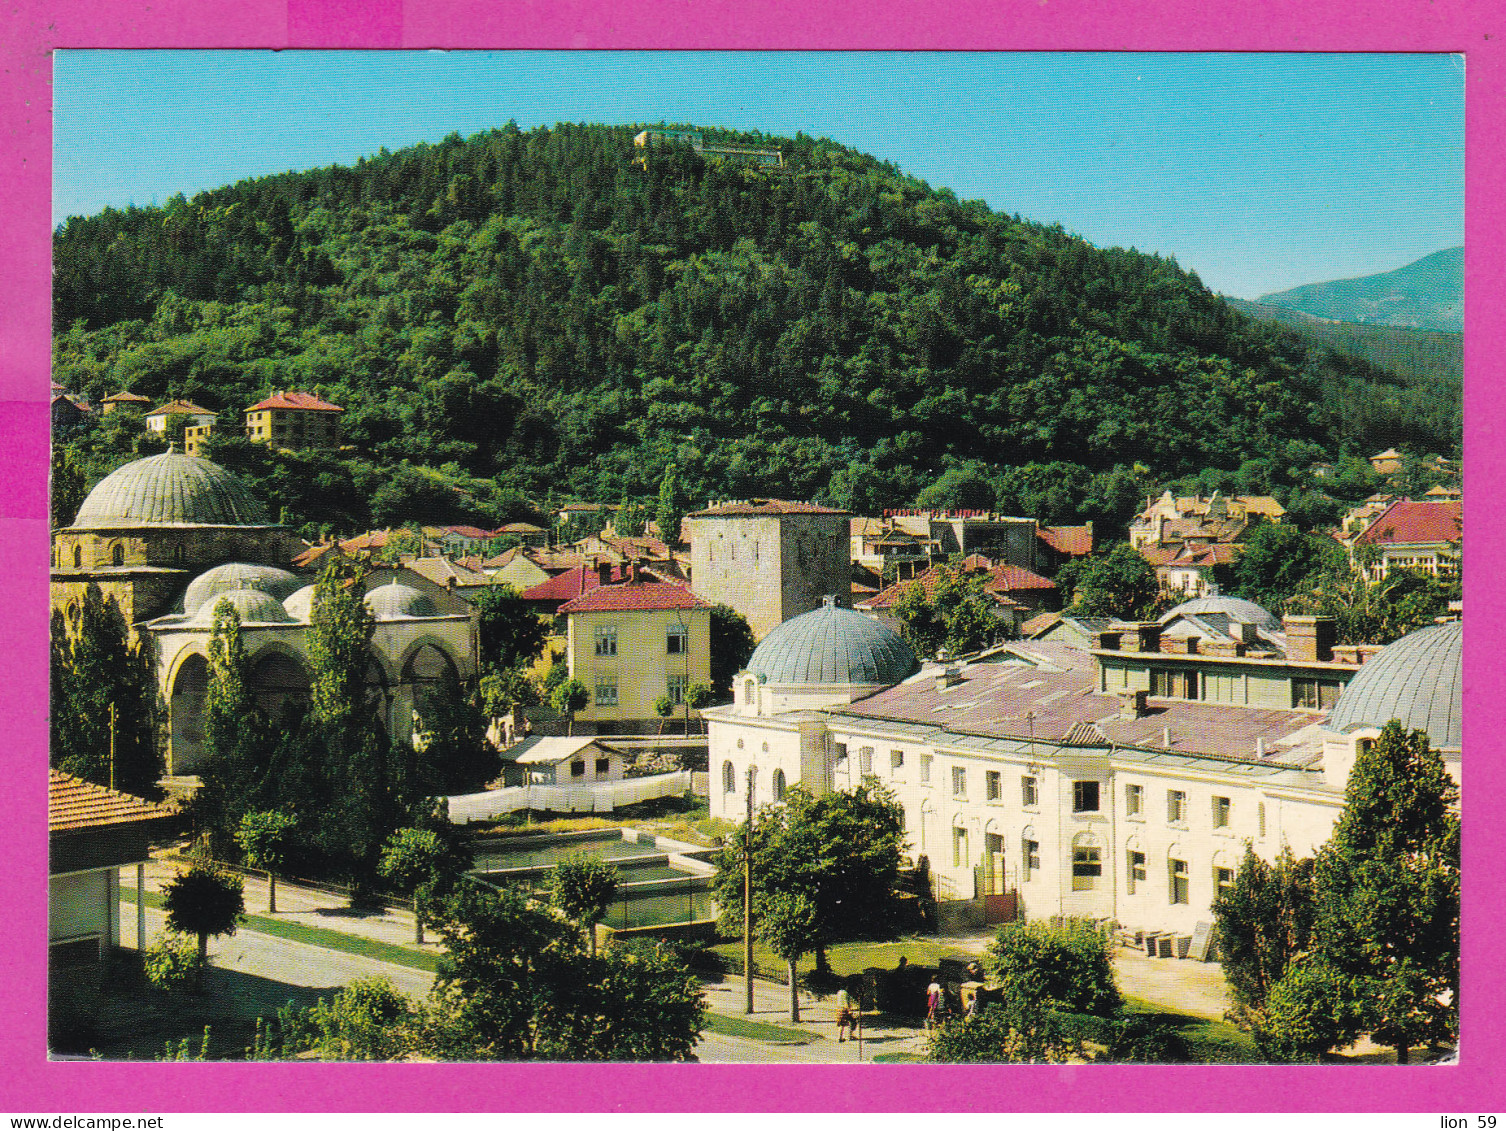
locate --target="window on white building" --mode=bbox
[1125,783,1143,817]
[595,679,618,706]
[952,826,969,868]
[1072,846,1102,891]
[1212,796,1231,829]
[1073,781,1100,812]
[986,771,1001,801]
[859,747,874,774]
[667,673,689,706]
[951,766,967,797]
[1023,839,1040,877]
[1258,802,1267,839]
[1215,866,1235,896]
[1021,776,1038,807]
[1292,677,1341,710]
[773,769,786,801]
[570,760,586,778]
[1170,858,1189,904]
[920,754,933,783]
[722,761,735,794]
[1127,850,1147,894]
[593,625,617,657]
[667,626,689,655]
[595,757,610,776]
[891,749,904,773]
[1167,790,1187,824]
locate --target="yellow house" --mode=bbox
[244,390,344,451]
[559,573,712,728]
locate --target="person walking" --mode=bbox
[835,982,857,1042]
[925,978,943,1031]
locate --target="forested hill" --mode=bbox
[52,122,1461,536]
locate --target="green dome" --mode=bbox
[365,581,438,620]
[182,562,300,616]
[73,449,270,528]
[188,587,294,626]
[749,600,917,686]
[1328,621,1462,750]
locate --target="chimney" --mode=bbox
[596,558,612,587]
[1161,726,1171,746]
[628,558,639,584]
[1119,689,1149,719]
[1256,737,1266,757]
[1093,629,1123,652]
[935,665,963,693]
[1117,622,1162,653]
[1283,615,1335,663]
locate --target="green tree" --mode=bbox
[414,667,497,794]
[1253,955,1365,1063]
[1301,720,1460,1063]
[890,565,1002,658]
[50,446,88,528]
[653,693,675,735]
[193,600,271,854]
[473,582,548,669]
[928,999,1087,1064]
[49,585,161,799]
[983,919,1121,1018]
[708,603,756,698]
[236,809,298,913]
[378,826,459,944]
[683,681,715,734]
[252,977,416,1061]
[916,465,996,511]
[1210,843,1315,1017]
[1055,542,1162,620]
[162,862,246,985]
[757,889,821,1022]
[551,678,589,736]
[892,578,946,657]
[1229,523,1345,611]
[655,464,688,548]
[549,854,619,957]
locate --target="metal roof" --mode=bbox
[1327,620,1462,749]
[72,450,271,529]
[182,562,300,616]
[748,600,918,686]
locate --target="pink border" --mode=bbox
[3,0,1500,1113]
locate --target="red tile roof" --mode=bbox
[559,580,710,614]
[1038,525,1094,556]
[147,399,215,418]
[1354,498,1462,547]
[437,525,493,540]
[520,563,630,602]
[866,562,1056,609]
[49,770,175,834]
[101,390,150,404]
[247,390,344,413]
[690,499,848,517]
[1166,544,1241,568]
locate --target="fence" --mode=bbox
[447,770,693,823]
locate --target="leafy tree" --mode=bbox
[916,465,996,511]
[683,681,715,734]
[162,862,246,985]
[983,919,1121,1018]
[1302,720,1460,1063]
[50,446,87,528]
[534,941,705,1062]
[1105,1013,1192,1063]
[378,825,461,944]
[653,693,675,735]
[49,585,160,798]
[193,599,272,854]
[414,667,497,794]
[1229,523,1345,611]
[757,889,821,1022]
[549,854,619,957]
[708,603,756,698]
[142,932,203,994]
[928,999,1087,1064]
[1055,542,1162,620]
[551,678,589,735]
[655,464,688,548]
[473,582,549,670]
[480,663,539,717]
[236,809,298,913]
[715,782,908,970]
[1210,843,1315,1017]
[1253,955,1365,1063]
[252,976,416,1061]
[891,565,1003,658]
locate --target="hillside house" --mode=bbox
[1349,497,1462,582]
[244,390,344,452]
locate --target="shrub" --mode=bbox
[143,932,204,993]
[984,919,1120,1017]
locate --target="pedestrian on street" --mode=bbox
[926,978,943,1031]
[835,982,857,1042]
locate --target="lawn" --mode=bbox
[709,936,974,984]
[122,886,440,973]
[704,1012,816,1045]
[1122,994,1258,1063]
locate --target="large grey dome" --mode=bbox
[283,584,318,622]
[188,587,294,626]
[749,602,917,686]
[365,581,437,620]
[1162,595,1281,631]
[1327,621,1462,750]
[73,449,270,528]
[182,562,300,616]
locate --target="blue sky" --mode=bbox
[52,51,1463,299]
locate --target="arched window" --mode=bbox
[173,544,186,565]
[773,768,786,801]
[744,678,756,703]
[722,760,736,794]
[72,545,82,569]
[111,543,124,566]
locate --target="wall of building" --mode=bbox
[689,513,848,639]
[567,606,712,725]
[49,868,119,959]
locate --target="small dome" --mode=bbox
[182,562,300,616]
[748,600,917,686]
[73,449,270,528]
[1162,595,1282,632]
[365,581,437,620]
[189,587,294,625]
[1328,621,1462,750]
[283,584,318,622]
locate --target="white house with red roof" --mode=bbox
[557,567,712,731]
[244,389,344,452]
[1350,497,1462,582]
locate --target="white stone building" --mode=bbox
[708,599,1460,938]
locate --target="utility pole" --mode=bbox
[108,701,117,792]
[744,761,755,1015]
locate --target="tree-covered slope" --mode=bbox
[1256,247,1463,333]
[52,122,1461,535]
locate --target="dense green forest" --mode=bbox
[52,122,1462,538]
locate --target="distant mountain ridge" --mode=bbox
[1256,247,1462,332]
